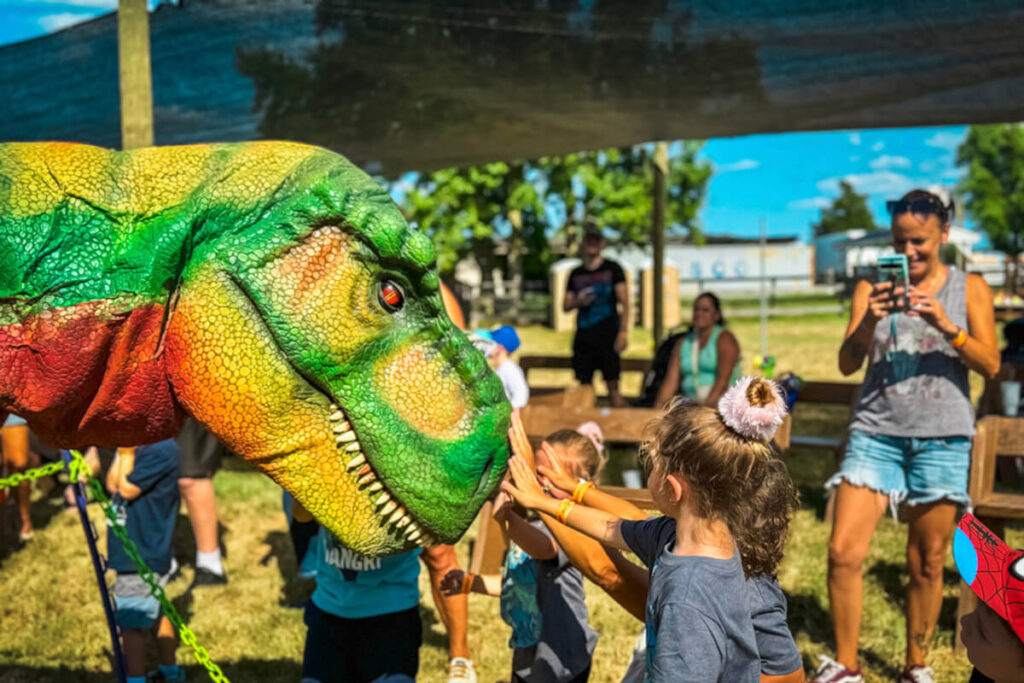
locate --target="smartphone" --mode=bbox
[877,254,910,312]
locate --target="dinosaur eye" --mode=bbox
[378,281,404,313]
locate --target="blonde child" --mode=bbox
[503,377,796,683]
[442,429,604,683]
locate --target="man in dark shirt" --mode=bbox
[563,225,630,407]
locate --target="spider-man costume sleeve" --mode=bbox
[954,512,1024,643]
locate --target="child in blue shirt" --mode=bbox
[504,377,795,683]
[106,439,183,683]
[292,500,423,683]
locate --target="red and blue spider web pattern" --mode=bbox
[963,516,1023,620]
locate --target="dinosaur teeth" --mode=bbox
[367,482,383,492]
[396,515,411,529]
[389,507,406,524]
[406,528,422,542]
[418,533,434,547]
[357,464,371,476]
[329,410,345,422]
[380,501,397,516]
[346,454,366,470]
[358,472,376,486]
[376,492,391,506]
[330,403,339,412]
[335,429,357,442]
[344,442,361,453]
[332,421,351,433]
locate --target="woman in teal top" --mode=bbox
[654,292,741,407]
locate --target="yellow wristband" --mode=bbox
[951,328,968,349]
[556,499,576,524]
[572,480,594,504]
[460,572,475,594]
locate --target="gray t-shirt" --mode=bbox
[622,517,789,682]
[511,520,599,682]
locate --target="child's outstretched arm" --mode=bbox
[536,442,647,521]
[493,491,558,561]
[502,456,629,551]
[537,512,648,621]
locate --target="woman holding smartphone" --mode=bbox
[812,189,1000,683]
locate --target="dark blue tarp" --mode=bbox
[2,0,1024,174]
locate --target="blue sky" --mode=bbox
[1,2,973,244]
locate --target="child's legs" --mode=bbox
[302,602,354,682]
[122,628,148,678]
[156,614,178,667]
[1,422,33,533]
[350,606,422,682]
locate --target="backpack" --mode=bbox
[639,328,689,407]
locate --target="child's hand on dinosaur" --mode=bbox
[507,411,535,470]
[501,456,549,510]
[536,441,580,495]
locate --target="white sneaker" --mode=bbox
[899,666,935,683]
[448,658,477,683]
[810,654,864,683]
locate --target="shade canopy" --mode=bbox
[2,0,1023,174]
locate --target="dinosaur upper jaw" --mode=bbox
[165,263,506,555]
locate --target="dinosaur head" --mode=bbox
[163,144,510,555]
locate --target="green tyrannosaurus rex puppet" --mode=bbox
[0,141,511,556]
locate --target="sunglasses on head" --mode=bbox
[885,197,951,222]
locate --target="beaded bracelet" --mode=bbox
[951,328,968,349]
[460,572,476,594]
[572,480,594,504]
[556,499,576,524]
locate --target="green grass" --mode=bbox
[0,315,1012,682]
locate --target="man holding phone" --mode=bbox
[564,224,630,407]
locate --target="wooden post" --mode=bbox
[652,142,668,346]
[118,0,154,150]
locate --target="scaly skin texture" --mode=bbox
[0,141,510,556]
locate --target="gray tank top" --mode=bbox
[849,267,974,438]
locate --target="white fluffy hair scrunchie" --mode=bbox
[717,376,787,442]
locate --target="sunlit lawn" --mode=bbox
[0,315,1012,682]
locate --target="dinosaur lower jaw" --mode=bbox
[327,403,436,547]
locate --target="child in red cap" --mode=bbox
[953,513,1024,682]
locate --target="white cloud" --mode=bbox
[817,170,917,196]
[941,166,966,181]
[848,132,862,146]
[925,131,965,152]
[716,159,760,173]
[869,155,912,170]
[872,141,884,152]
[37,12,95,32]
[788,197,832,210]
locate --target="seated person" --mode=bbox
[654,292,740,408]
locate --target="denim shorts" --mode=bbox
[825,429,971,509]
[113,572,171,629]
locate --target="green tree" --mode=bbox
[543,142,712,252]
[957,124,1024,291]
[812,180,878,237]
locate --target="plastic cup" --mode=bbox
[622,469,643,489]
[1002,381,1022,416]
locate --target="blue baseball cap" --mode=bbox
[489,325,520,354]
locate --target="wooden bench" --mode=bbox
[520,355,652,403]
[774,381,859,459]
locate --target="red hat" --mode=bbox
[953,513,1024,643]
